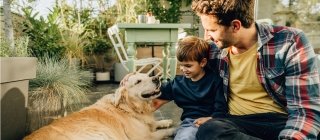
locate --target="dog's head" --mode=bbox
[113,73,161,110]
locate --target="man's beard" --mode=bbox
[216,41,230,49]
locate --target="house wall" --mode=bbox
[296,22,320,49]
[256,0,279,20]
[0,8,25,40]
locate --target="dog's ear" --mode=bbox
[114,87,127,106]
[120,72,136,87]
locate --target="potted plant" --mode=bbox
[85,38,113,81]
[60,23,91,67]
[22,7,65,59]
[26,56,92,133]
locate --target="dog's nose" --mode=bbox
[152,76,160,85]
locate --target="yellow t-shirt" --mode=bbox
[228,43,286,115]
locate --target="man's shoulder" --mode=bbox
[257,23,308,51]
[257,23,303,37]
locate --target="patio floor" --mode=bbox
[86,81,182,139]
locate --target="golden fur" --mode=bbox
[24,73,174,140]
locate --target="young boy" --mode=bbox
[153,36,226,140]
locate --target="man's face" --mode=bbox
[200,14,236,49]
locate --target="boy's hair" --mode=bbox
[191,0,254,28]
[177,36,209,63]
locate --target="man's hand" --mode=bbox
[193,117,212,127]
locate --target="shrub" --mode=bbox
[0,36,30,57]
[27,56,92,132]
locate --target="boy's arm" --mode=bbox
[152,99,169,110]
[194,117,212,127]
[153,79,174,111]
[194,77,226,127]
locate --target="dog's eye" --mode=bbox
[135,79,142,85]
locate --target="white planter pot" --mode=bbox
[114,63,129,82]
[96,72,110,81]
[1,57,37,140]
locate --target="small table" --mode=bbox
[117,23,192,80]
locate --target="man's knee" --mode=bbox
[196,119,238,140]
[199,119,233,133]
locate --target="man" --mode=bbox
[191,0,320,139]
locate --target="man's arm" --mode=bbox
[279,31,320,139]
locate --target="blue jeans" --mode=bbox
[174,118,198,140]
[196,113,287,140]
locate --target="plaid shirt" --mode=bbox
[209,23,320,139]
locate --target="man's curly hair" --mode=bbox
[191,0,255,28]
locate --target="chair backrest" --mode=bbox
[107,25,129,65]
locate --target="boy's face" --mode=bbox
[179,59,206,81]
[200,14,236,49]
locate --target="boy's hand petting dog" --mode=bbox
[193,117,212,127]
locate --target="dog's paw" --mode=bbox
[156,119,173,128]
[168,127,176,134]
[164,127,176,137]
[151,127,176,140]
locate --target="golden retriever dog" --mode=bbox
[24,73,175,140]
